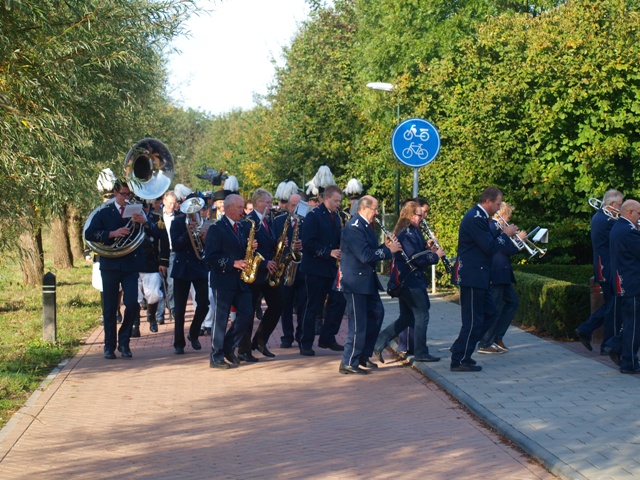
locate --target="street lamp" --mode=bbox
[367,81,400,215]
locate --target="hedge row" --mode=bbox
[512,271,590,338]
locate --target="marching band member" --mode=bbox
[85,180,159,360]
[237,188,284,361]
[204,194,256,369]
[273,183,303,348]
[450,187,517,372]
[576,189,623,353]
[298,182,346,356]
[606,199,640,373]
[162,191,178,320]
[337,195,401,374]
[169,193,209,354]
[373,201,443,364]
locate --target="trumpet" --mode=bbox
[588,197,619,220]
[495,214,546,259]
[419,219,453,273]
[374,218,416,272]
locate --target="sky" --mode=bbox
[166,0,311,115]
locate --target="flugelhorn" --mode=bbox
[495,214,546,258]
[588,197,619,220]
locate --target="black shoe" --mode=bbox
[575,329,593,351]
[104,350,116,360]
[224,351,241,365]
[605,347,621,366]
[359,358,378,369]
[318,342,344,351]
[210,357,231,369]
[300,348,316,356]
[149,320,158,333]
[465,358,477,365]
[339,364,368,375]
[280,340,293,349]
[620,368,640,374]
[253,343,275,358]
[174,346,185,355]
[117,345,132,358]
[116,312,123,324]
[413,354,441,363]
[450,363,482,372]
[187,334,202,350]
[199,328,206,336]
[131,325,141,338]
[157,318,165,325]
[372,349,385,364]
[238,352,259,363]
[204,327,212,336]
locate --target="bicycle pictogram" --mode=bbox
[402,142,429,160]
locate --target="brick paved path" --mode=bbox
[0,302,554,479]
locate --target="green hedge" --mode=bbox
[512,271,590,338]
[514,264,593,286]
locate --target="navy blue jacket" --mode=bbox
[170,211,208,281]
[84,200,159,272]
[591,209,616,284]
[389,224,439,290]
[300,203,342,279]
[247,210,277,284]
[204,216,250,292]
[610,217,640,297]
[489,219,520,285]
[140,211,170,273]
[451,205,510,290]
[337,213,392,295]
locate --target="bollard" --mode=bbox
[590,276,604,345]
[42,272,57,343]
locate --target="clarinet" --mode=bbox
[374,218,416,272]
[420,219,453,273]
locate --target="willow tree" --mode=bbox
[0,0,197,284]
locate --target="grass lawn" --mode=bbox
[0,254,101,429]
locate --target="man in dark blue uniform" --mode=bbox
[204,194,256,369]
[273,192,303,348]
[576,189,623,353]
[237,188,284,361]
[85,181,159,359]
[608,200,640,373]
[298,185,347,356]
[338,195,401,375]
[170,193,209,355]
[450,186,517,372]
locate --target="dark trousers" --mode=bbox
[451,286,496,365]
[238,282,284,354]
[376,287,431,358]
[101,269,139,352]
[341,292,384,368]
[211,288,253,361]
[618,296,640,371]
[280,276,302,344]
[173,277,209,349]
[298,273,346,350]
[576,281,617,352]
[479,283,519,348]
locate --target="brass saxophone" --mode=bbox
[283,214,303,287]
[266,213,290,287]
[240,217,264,284]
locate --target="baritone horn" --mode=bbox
[588,197,619,220]
[84,138,174,258]
[180,196,210,260]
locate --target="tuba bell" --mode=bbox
[84,138,174,258]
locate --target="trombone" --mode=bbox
[495,214,546,259]
[588,197,619,220]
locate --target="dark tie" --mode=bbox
[263,218,269,233]
[233,222,238,235]
[292,218,297,230]
[369,222,374,230]
[330,212,335,221]
[120,205,125,217]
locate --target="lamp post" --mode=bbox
[366,82,400,215]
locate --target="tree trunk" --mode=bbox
[68,206,85,261]
[52,213,74,268]
[19,226,44,286]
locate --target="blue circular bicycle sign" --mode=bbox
[391,118,441,168]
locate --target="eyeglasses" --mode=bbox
[117,191,133,197]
